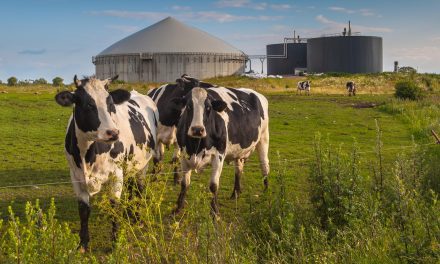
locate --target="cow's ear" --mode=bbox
[110,89,130,104]
[104,75,119,90]
[170,97,186,109]
[176,78,186,90]
[212,100,227,112]
[74,75,81,88]
[55,91,75,107]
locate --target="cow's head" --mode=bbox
[176,74,200,91]
[55,75,131,143]
[173,88,227,138]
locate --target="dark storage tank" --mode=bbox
[307,36,382,73]
[266,43,307,75]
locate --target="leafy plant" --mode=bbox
[7,76,18,86]
[395,80,423,100]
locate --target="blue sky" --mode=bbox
[0,0,439,82]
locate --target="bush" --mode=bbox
[7,77,18,86]
[394,80,423,100]
[34,78,48,85]
[0,199,86,263]
[52,77,64,87]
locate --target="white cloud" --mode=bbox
[329,6,355,14]
[90,10,282,23]
[316,15,392,34]
[89,10,169,20]
[216,0,250,8]
[106,25,140,33]
[171,5,191,11]
[329,6,380,17]
[216,0,291,10]
[270,4,292,10]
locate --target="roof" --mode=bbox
[98,17,245,56]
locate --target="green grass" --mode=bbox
[1,86,428,254]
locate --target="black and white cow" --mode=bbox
[147,74,214,183]
[171,87,270,215]
[55,76,158,251]
[346,81,356,96]
[297,81,311,95]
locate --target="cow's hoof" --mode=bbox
[230,190,240,200]
[78,245,88,254]
[172,207,183,216]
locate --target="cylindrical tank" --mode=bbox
[266,43,307,75]
[307,36,382,73]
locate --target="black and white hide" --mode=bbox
[172,87,270,216]
[346,81,356,96]
[55,76,158,251]
[147,74,214,183]
[297,81,311,95]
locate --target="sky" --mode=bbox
[0,0,439,82]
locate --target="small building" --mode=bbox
[94,17,247,83]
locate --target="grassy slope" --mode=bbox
[0,84,422,253]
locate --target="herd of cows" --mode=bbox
[297,80,357,96]
[54,74,270,251]
[54,74,357,251]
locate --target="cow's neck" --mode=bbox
[74,124,95,166]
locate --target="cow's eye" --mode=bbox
[87,102,95,108]
[187,105,192,110]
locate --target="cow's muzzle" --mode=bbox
[189,126,206,138]
[105,129,119,142]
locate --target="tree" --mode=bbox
[399,66,417,74]
[7,77,17,86]
[52,77,64,87]
[34,78,48,85]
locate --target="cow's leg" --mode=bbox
[110,169,123,244]
[210,154,225,217]
[230,158,244,199]
[174,160,191,214]
[71,172,91,252]
[78,199,90,252]
[172,141,181,185]
[256,126,270,190]
[152,141,165,174]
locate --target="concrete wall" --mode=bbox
[266,43,307,75]
[94,53,246,83]
[307,36,383,74]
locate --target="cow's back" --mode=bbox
[208,87,268,158]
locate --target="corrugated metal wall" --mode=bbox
[307,36,382,73]
[266,43,307,75]
[94,53,246,83]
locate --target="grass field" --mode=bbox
[0,74,439,262]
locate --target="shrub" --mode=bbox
[7,76,17,86]
[52,77,64,87]
[0,199,86,263]
[399,66,417,74]
[34,78,48,85]
[394,80,423,100]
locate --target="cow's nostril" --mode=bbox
[106,130,119,139]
